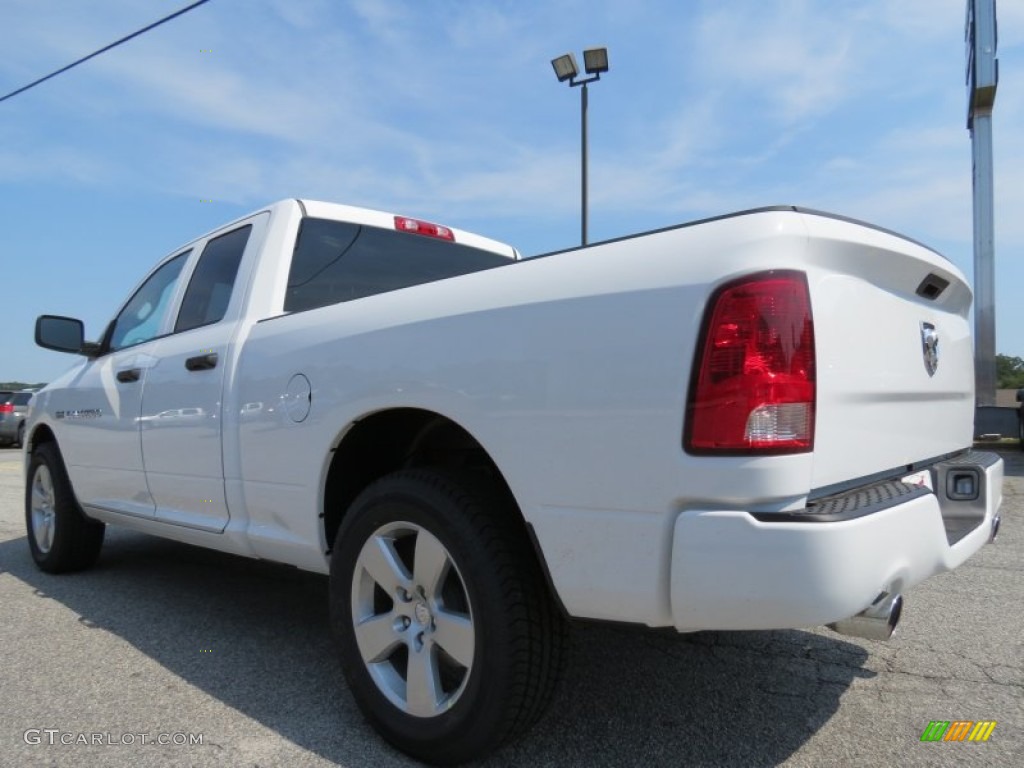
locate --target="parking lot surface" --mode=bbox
[0,445,1021,767]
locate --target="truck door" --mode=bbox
[140,214,266,532]
[57,251,191,518]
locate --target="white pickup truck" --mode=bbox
[26,199,1003,764]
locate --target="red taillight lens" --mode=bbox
[394,216,455,242]
[685,270,815,454]
[0,404,13,414]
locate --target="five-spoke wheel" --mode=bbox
[25,442,105,572]
[29,462,57,554]
[351,521,475,717]
[330,470,565,765]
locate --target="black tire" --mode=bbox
[329,469,566,765]
[25,442,105,573]
[15,422,25,449]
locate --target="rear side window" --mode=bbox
[175,225,251,333]
[284,218,510,313]
[11,393,32,406]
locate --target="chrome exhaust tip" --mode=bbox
[828,592,903,641]
[990,515,1001,543]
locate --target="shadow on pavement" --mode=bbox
[0,529,872,767]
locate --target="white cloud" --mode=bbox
[693,0,860,123]
[0,145,114,185]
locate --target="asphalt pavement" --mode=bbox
[0,445,1021,767]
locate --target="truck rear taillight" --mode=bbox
[394,216,455,242]
[685,270,815,455]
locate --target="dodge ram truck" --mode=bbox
[26,199,1003,764]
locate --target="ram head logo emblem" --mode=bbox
[920,322,939,377]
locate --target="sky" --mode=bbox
[1,0,1022,383]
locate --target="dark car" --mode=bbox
[0,391,33,447]
[1017,388,1024,450]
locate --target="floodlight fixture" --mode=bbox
[583,47,609,75]
[550,53,579,82]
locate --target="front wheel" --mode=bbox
[329,470,566,765]
[25,443,105,573]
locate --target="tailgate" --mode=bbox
[800,212,974,490]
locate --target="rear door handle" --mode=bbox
[185,353,218,372]
[116,368,141,383]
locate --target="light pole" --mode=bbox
[965,0,998,410]
[551,47,609,246]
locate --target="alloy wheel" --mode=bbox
[350,521,475,717]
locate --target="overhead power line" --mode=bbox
[0,0,211,105]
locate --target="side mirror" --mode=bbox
[35,315,93,355]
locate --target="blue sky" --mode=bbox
[2,0,1022,382]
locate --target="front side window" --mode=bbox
[108,252,189,352]
[284,218,510,313]
[175,225,252,333]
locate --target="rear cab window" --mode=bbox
[175,225,252,333]
[284,218,512,313]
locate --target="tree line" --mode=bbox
[997,354,1024,390]
[1,382,47,391]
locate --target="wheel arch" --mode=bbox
[27,422,57,454]
[321,408,560,610]
[323,408,517,547]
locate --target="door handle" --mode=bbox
[185,353,218,372]
[116,368,141,383]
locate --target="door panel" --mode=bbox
[141,325,234,531]
[57,250,192,517]
[139,215,265,531]
[57,349,156,517]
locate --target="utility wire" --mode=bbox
[0,0,211,105]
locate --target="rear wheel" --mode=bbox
[329,469,566,765]
[25,443,105,573]
[15,422,25,449]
